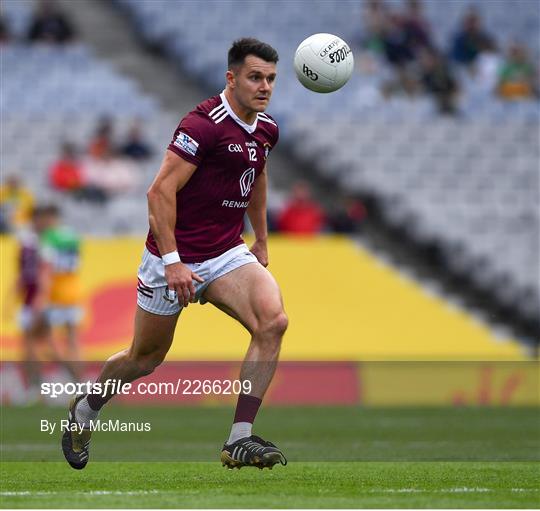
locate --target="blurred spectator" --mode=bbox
[277,182,326,235]
[381,13,416,67]
[451,8,494,67]
[419,49,460,114]
[364,0,432,62]
[121,121,153,161]
[376,11,421,99]
[0,175,35,233]
[400,0,433,56]
[49,143,84,192]
[266,192,285,233]
[48,142,107,203]
[363,0,390,55]
[473,39,502,93]
[83,148,140,197]
[27,0,75,44]
[381,66,420,99]
[328,198,367,234]
[369,0,436,100]
[0,13,10,44]
[88,117,115,159]
[497,43,538,100]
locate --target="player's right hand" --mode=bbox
[164,262,204,307]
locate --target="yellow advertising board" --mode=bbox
[1,235,526,362]
[360,362,539,406]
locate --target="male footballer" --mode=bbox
[62,38,288,470]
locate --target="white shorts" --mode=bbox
[45,306,82,326]
[136,244,258,316]
[19,306,36,331]
[19,305,81,330]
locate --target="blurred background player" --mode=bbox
[34,204,83,382]
[12,205,48,401]
[9,205,82,401]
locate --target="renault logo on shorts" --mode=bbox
[239,168,256,197]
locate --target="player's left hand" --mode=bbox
[250,239,268,267]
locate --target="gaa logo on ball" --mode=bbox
[294,33,354,93]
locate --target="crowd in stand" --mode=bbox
[1,169,367,236]
[0,0,75,45]
[0,117,155,234]
[362,0,539,114]
[6,0,536,234]
[48,118,151,204]
[268,182,367,236]
[1,0,369,236]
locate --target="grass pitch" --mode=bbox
[2,461,539,508]
[1,405,539,508]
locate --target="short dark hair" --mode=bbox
[228,38,279,68]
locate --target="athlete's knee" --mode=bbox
[133,354,165,377]
[273,311,289,337]
[255,309,288,340]
[128,348,166,377]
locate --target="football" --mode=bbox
[294,33,354,93]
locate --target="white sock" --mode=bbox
[227,422,252,444]
[74,396,99,428]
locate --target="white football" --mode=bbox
[294,33,354,93]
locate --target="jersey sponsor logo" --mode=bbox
[239,167,256,197]
[173,132,199,156]
[228,143,243,153]
[245,141,258,148]
[222,200,249,208]
[263,142,271,160]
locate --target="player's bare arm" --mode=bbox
[147,150,204,307]
[247,164,269,267]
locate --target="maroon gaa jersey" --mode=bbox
[145,92,279,263]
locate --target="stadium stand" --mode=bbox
[2,0,538,347]
[1,0,289,235]
[1,0,172,233]
[114,0,539,334]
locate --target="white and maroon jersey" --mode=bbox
[146,92,279,263]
